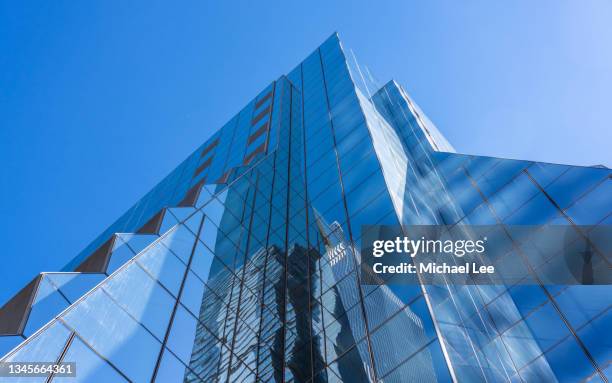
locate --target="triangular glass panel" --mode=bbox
[167,207,197,224]
[106,240,137,274]
[117,233,159,254]
[195,184,216,208]
[159,209,180,235]
[44,272,105,303]
[183,210,204,235]
[24,276,70,336]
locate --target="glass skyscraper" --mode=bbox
[1,34,610,382]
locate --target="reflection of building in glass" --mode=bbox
[1,34,610,382]
[315,213,436,382]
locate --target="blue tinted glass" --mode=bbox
[0,336,22,358]
[102,262,175,338]
[24,278,70,336]
[545,335,598,382]
[62,289,162,382]
[565,178,612,225]
[155,348,192,383]
[4,321,71,364]
[45,273,105,303]
[166,305,199,365]
[54,336,127,382]
[544,166,609,209]
[136,241,186,295]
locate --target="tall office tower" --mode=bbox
[1,34,610,383]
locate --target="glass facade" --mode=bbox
[1,33,610,382]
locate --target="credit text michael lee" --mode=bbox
[370,236,495,275]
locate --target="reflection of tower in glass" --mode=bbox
[183,223,327,382]
[314,211,436,382]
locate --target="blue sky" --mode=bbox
[1,1,611,304]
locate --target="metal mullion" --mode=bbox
[314,234,328,373]
[225,173,261,382]
[150,213,206,382]
[317,47,379,382]
[212,185,253,379]
[280,79,294,383]
[45,331,76,383]
[51,326,132,382]
[254,156,279,380]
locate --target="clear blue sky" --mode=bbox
[1,1,611,305]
